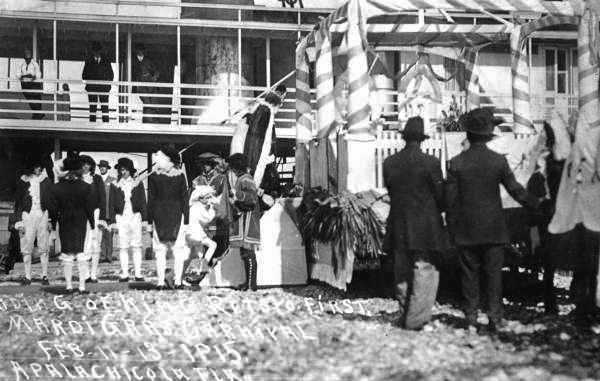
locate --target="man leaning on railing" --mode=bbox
[19,48,44,120]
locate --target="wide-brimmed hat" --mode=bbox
[196,152,220,165]
[115,157,136,175]
[98,160,111,169]
[459,108,504,136]
[400,116,429,141]
[158,146,181,165]
[62,152,83,172]
[227,153,248,173]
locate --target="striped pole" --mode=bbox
[549,4,600,234]
[294,38,313,186]
[314,27,336,140]
[463,48,480,110]
[345,0,372,139]
[510,25,533,133]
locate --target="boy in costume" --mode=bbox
[227,153,260,291]
[108,157,147,282]
[14,157,53,285]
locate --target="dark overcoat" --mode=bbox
[82,56,114,93]
[383,145,448,254]
[445,142,540,246]
[48,175,95,253]
[147,169,189,242]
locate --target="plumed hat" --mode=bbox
[227,153,248,173]
[158,146,181,165]
[62,151,83,172]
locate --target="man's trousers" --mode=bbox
[87,93,109,122]
[20,209,50,279]
[569,224,600,316]
[459,245,504,323]
[116,212,143,278]
[394,250,440,329]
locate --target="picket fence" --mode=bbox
[373,130,536,189]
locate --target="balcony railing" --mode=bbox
[0,77,298,133]
[0,77,577,136]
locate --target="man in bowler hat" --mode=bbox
[82,42,114,122]
[445,108,540,332]
[383,116,448,330]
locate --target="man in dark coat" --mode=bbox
[445,108,540,331]
[132,44,160,123]
[48,152,95,294]
[383,116,448,330]
[82,42,114,123]
[98,160,116,262]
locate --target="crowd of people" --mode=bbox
[383,109,599,332]
[11,147,268,294]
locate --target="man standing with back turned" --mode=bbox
[445,108,540,332]
[383,116,448,330]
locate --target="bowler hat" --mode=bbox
[459,108,504,136]
[91,42,103,53]
[158,146,181,165]
[98,160,111,169]
[115,157,136,175]
[400,116,429,141]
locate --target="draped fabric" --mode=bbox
[550,6,600,234]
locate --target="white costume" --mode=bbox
[188,186,218,267]
[82,172,105,281]
[15,171,50,280]
[114,177,144,279]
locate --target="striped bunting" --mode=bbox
[463,48,480,110]
[549,5,600,234]
[314,27,337,140]
[345,0,372,138]
[510,25,532,132]
[295,38,312,143]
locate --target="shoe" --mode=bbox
[174,284,184,290]
[134,277,145,282]
[85,278,99,284]
[185,275,201,286]
[155,284,169,291]
[66,288,77,295]
[41,276,50,286]
[21,278,32,286]
[487,318,506,334]
[234,283,249,291]
[77,289,90,295]
[119,277,129,283]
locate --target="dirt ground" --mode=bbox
[0,259,599,381]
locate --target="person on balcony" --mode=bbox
[383,116,448,330]
[80,155,108,283]
[445,108,541,333]
[98,160,116,263]
[132,44,160,124]
[48,152,95,294]
[19,48,44,120]
[82,42,114,123]
[13,157,53,285]
[147,146,189,290]
[108,157,147,282]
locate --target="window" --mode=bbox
[545,47,575,95]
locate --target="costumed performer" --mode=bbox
[108,157,147,282]
[80,155,108,283]
[147,146,190,290]
[227,153,260,292]
[186,185,218,284]
[13,157,53,285]
[48,152,95,294]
